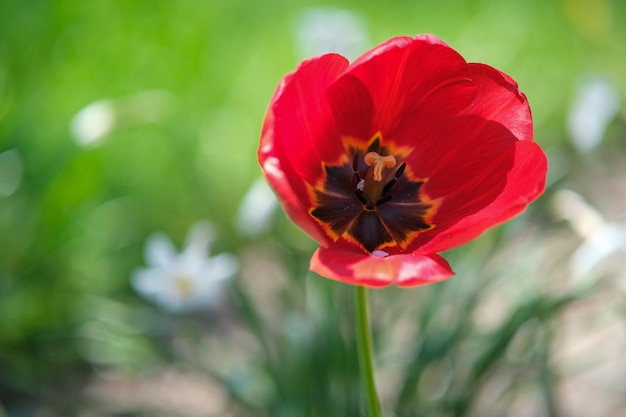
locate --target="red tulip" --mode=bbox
[258,34,547,288]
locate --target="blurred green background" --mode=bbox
[1,0,626,416]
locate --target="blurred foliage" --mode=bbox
[1,0,626,416]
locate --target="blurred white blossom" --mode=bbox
[70,90,174,147]
[132,222,238,314]
[70,100,116,147]
[551,189,626,281]
[236,178,278,237]
[567,77,620,152]
[294,7,369,61]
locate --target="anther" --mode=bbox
[382,179,396,197]
[381,162,406,196]
[395,162,406,179]
[352,155,362,187]
[376,194,393,206]
[364,152,396,182]
[354,190,367,205]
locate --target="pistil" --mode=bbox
[361,152,397,208]
[364,152,397,181]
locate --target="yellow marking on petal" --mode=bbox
[364,152,397,181]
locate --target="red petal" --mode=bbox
[268,53,349,183]
[403,115,519,245]
[342,34,476,142]
[398,59,543,253]
[404,58,533,182]
[325,73,375,144]
[310,246,455,288]
[461,63,533,141]
[416,140,547,254]
[260,153,331,245]
[259,54,349,245]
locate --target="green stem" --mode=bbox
[355,285,384,417]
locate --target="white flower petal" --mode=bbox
[145,233,178,267]
[294,7,369,61]
[571,223,626,279]
[131,268,172,296]
[189,257,230,292]
[132,269,197,313]
[567,77,620,153]
[236,179,278,237]
[199,253,238,284]
[551,189,605,239]
[178,253,238,309]
[132,269,184,313]
[182,221,215,261]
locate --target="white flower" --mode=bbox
[294,7,369,61]
[70,100,116,147]
[131,222,238,313]
[236,178,278,237]
[551,189,626,281]
[567,77,620,153]
[70,90,174,148]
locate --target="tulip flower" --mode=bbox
[259,34,547,288]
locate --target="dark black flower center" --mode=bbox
[309,137,433,252]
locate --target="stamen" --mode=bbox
[381,179,396,197]
[364,152,396,182]
[376,194,393,206]
[352,155,362,188]
[381,162,407,196]
[395,162,406,179]
[354,189,367,205]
